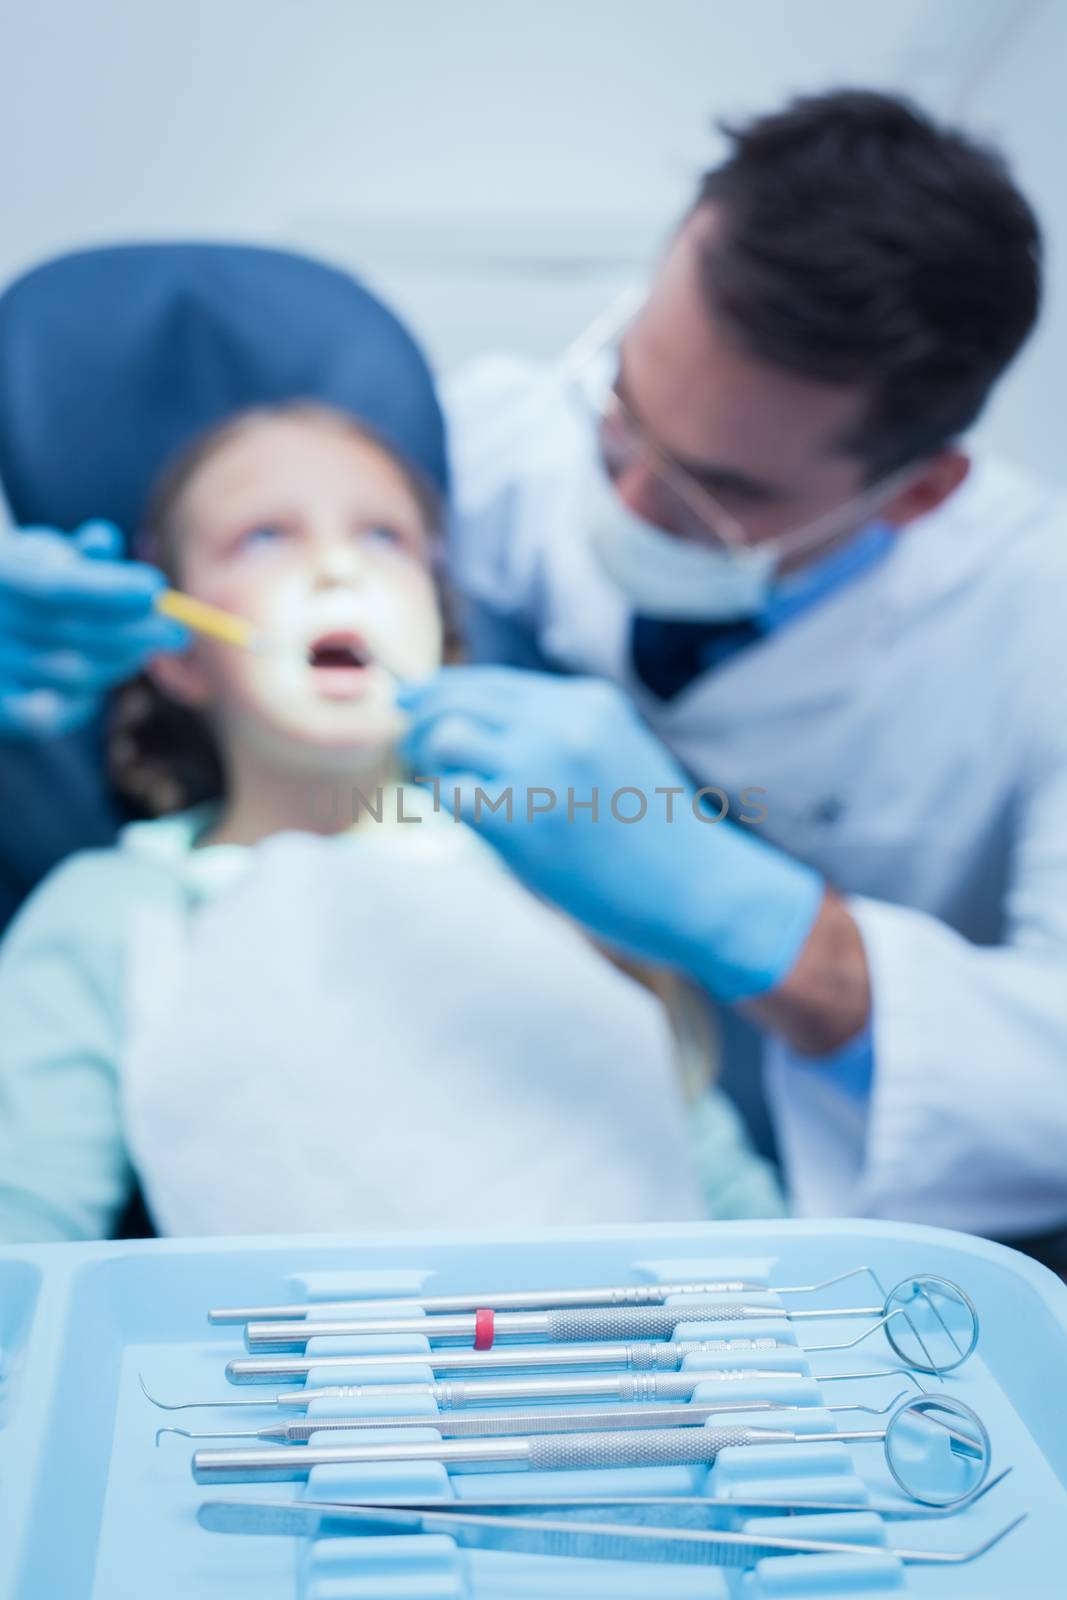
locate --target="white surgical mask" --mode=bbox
[568,316,924,624]
[584,450,776,621]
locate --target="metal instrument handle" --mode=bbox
[192,1423,801,1482]
[527,1424,778,1471]
[545,1304,751,1341]
[209,1282,761,1323]
[288,1401,764,1441]
[225,1335,781,1384]
[193,1436,522,1482]
[248,1300,768,1350]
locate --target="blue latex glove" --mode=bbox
[399,666,825,1002]
[0,521,187,735]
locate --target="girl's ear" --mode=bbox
[147,647,213,708]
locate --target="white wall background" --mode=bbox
[1,0,1063,478]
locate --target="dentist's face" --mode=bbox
[611,206,971,564]
[615,207,871,547]
[160,415,443,767]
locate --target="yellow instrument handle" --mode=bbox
[156,589,260,650]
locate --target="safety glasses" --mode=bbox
[562,288,927,564]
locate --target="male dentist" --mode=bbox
[402,91,1067,1252]
[1,92,1064,1251]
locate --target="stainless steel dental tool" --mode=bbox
[192,1466,1013,1522]
[226,1302,969,1384]
[192,1395,992,1508]
[159,1389,909,1443]
[240,1275,979,1378]
[141,1366,922,1412]
[208,1267,886,1324]
[196,1496,1025,1567]
[227,1336,787,1383]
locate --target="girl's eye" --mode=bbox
[363,524,405,549]
[236,524,288,552]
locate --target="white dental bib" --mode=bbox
[120,801,702,1235]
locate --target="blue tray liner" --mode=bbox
[302,1534,730,1600]
[693,1376,826,1406]
[636,1255,778,1284]
[0,1259,41,1431]
[292,1269,434,1304]
[743,1509,903,1595]
[295,1256,782,1305]
[303,1533,469,1599]
[305,1331,434,1358]
[310,1391,446,1420]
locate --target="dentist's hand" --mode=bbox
[0,521,188,735]
[399,665,824,1001]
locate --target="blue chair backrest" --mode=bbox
[0,241,447,540]
[0,242,448,931]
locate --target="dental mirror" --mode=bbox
[882,1275,980,1374]
[883,1395,990,1506]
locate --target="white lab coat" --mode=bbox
[443,355,1067,1239]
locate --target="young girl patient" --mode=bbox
[0,380,783,1241]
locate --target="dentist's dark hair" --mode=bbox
[693,89,1042,474]
[109,403,451,817]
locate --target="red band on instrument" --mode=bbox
[474,1308,495,1350]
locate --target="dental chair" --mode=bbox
[0,241,449,1236]
[0,241,448,930]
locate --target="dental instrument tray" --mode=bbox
[1,1219,1065,1598]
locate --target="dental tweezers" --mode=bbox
[197,1497,1026,1567]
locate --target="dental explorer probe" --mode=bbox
[209,1268,877,1324]
[159,1390,908,1443]
[141,1366,921,1412]
[191,1400,990,1494]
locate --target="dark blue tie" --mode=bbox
[631,614,765,699]
[630,611,779,1166]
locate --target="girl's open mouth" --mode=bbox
[307,631,374,698]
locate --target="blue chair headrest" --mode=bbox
[0,242,447,538]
